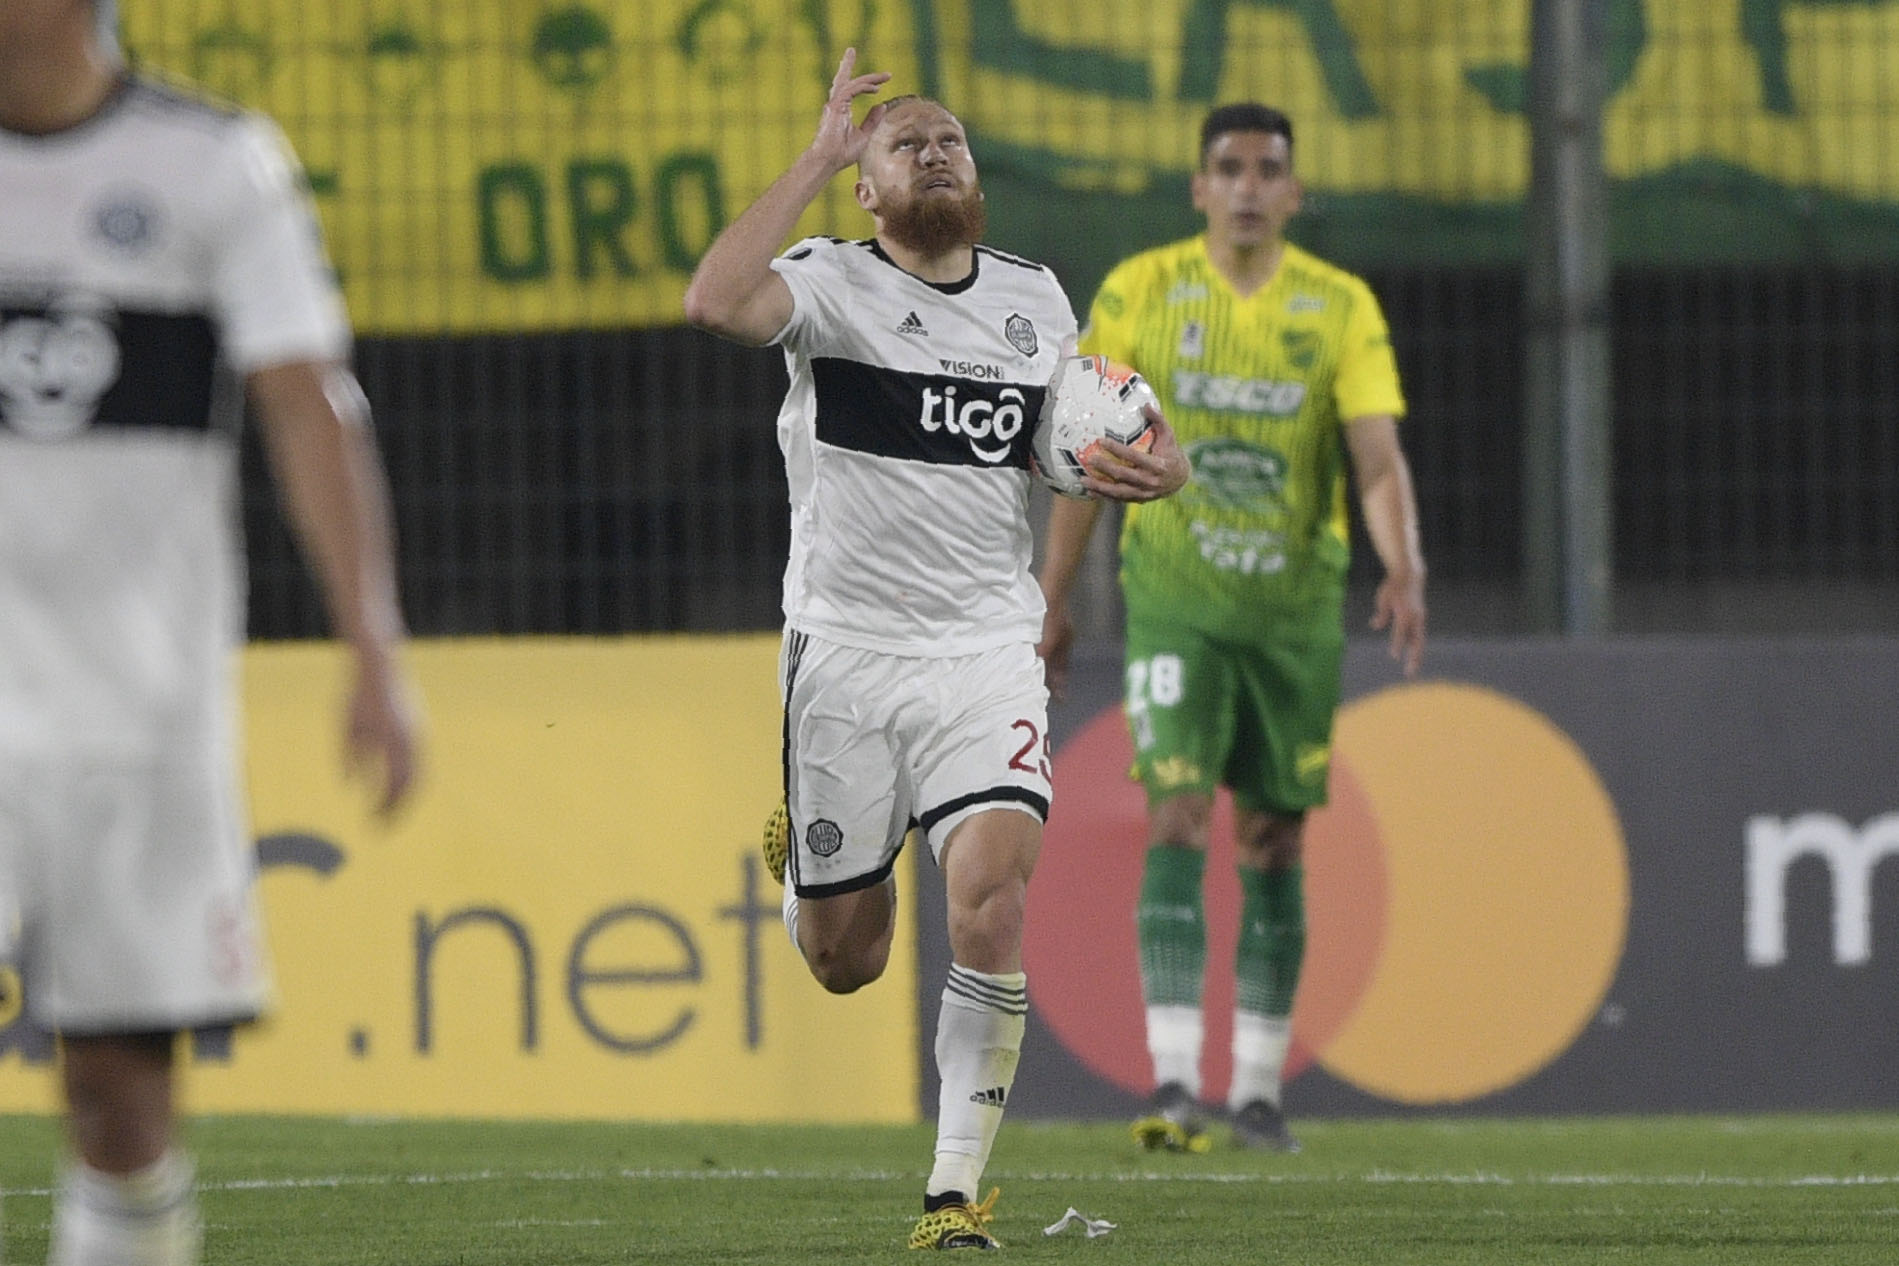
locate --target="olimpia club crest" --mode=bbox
[1004,312,1037,357]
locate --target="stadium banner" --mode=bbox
[0,636,921,1123]
[922,635,1899,1118]
[120,0,1899,335]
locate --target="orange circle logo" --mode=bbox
[1024,681,1630,1105]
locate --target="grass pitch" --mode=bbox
[3,1113,1896,1264]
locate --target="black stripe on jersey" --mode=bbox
[0,307,222,439]
[917,786,1051,833]
[974,244,1050,275]
[812,357,1042,470]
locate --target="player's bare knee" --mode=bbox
[806,943,886,994]
[1236,812,1305,869]
[1149,794,1214,850]
[947,882,1027,971]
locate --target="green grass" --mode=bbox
[4,1114,1897,1263]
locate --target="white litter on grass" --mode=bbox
[1042,1207,1116,1238]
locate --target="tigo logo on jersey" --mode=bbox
[918,383,1029,464]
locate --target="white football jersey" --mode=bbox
[770,237,1078,655]
[0,77,350,758]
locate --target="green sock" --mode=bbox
[1136,844,1206,1007]
[1237,866,1306,1016]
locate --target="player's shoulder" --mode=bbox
[109,74,298,180]
[115,72,249,139]
[779,235,872,266]
[1279,242,1377,303]
[1099,235,1204,295]
[974,243,1071,313]
[974,242,1055,278]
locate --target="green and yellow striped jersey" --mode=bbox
[1081,236,1405,638]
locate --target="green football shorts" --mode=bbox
[1121,610,1344,814]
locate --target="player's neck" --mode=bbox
[1206,236,1286,299]
[877,236,976,286]
[0,31,119,135]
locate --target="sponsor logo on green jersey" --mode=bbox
[1173,369,1307,415]
[1185,437,1288,509]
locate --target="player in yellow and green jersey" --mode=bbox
[1038,103,1427,1153]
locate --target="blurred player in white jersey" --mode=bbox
[685,50,1189,1250]
[0,2,421,1262]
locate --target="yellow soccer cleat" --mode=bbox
[1131,1082,1213,1153]
[762,800,789,885]
[908,1187,1001,1251]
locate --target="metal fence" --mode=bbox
[116,2,1897,638]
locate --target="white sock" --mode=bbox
[926,965,1026,1200]
[1228,1011,1294,1110]
[781,875,801,951]
[1145,1003,1204,1096]
[50,1149,202,1266]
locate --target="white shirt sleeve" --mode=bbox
[768,238,853,356]
[1043,267,1081,355]
[207,115,352,373]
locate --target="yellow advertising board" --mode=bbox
[120,0,1899,334]
[0,637,920,1122]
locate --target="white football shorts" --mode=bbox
[779,630,1054,897]
[0,749,273,1034]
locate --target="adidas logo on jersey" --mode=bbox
[969,1086,1007,1106]
[895,310,929,336]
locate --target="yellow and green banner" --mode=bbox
[122,0,1899,335]
[0,637,920,1122]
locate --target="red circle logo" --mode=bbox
[1024,683,1628,1105]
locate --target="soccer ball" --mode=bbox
[1032,354,1160,498]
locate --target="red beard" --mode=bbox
[880,181,987,256]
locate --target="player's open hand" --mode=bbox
[809,48,893,173]
[345,652,423,817]
[1080,406,1192,502]
[1036,602,1077,698]
[1371,569,1427,676]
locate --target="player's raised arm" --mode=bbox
[682,49,892,345]
[251,360,423,815]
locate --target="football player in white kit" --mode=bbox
[685,51,1189,1250]
[0,3,421,1263]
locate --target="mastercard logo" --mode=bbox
[1024,681,1630,1105]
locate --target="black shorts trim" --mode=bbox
[781,628,811,887]
[918,786,1050,834]
[793,850,901,900]
[53,1007,262,1040]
